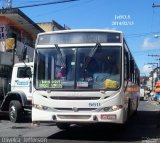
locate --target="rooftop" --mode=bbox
[0,8,44,38]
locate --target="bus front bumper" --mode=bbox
[32,107,125,124]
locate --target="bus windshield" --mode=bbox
[34,46,121,90]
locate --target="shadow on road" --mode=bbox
[48,110,160,142]
[0,112,9,120]
[0,112,32,123]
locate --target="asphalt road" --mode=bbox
[0,100,160,143]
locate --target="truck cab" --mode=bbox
[0,62,33,122]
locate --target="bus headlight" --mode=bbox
[103,105,123,112]
[33,104,52,111]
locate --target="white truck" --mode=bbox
[140,85,150,100]
[0,62,33,122]
[140,87,145,100]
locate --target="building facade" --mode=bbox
[37,20,67,32]
[0,8,66,64]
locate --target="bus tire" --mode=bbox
[9,100,23,123]
[56,123,70,130]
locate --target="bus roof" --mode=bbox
[37,29,123,36]
[36,29,123,45]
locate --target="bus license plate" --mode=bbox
[101,114,116,120]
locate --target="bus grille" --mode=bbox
[54,108,96,112]
[57,115,91,120]
[50,96,100,100]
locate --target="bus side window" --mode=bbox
[130,59,134,82]
[124,50,129,80]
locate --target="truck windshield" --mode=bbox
[34,46,121,90]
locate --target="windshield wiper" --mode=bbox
[83,42,101,80]
[54,44,66,67]
[84,42,101,69]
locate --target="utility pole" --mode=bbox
[147,62,159,90]
[147,62,158,78]
[148,54,160,79]
[148,54,160,68]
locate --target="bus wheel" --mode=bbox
[9,100,23,123]
[56,123,70,130]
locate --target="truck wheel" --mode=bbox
[56,123,70,130]
[9,100,23,123]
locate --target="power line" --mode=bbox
[148,54,160,57]
[12,0,81,9]
[30,0,94,19]
[13,0,64,6]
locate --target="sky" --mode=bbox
[2,0,160,76]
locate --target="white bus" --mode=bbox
[32,29,140,129]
